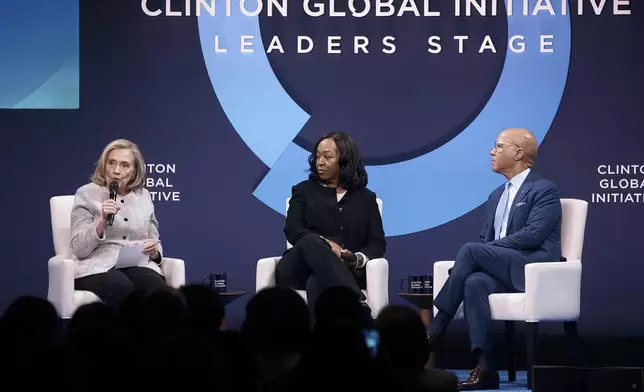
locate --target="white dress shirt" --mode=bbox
[499,168,531,239]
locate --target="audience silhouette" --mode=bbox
[0,285,458,392]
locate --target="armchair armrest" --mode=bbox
[433,260,456,316]
[433,260,455,297]
[48,256,75,318]
[524,260,582,322]
[161,257,185,288]
[256,257,281,292]
[365,258,389,317]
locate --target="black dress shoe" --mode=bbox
[457,365,500,390]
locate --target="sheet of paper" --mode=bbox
[115,243,148,269]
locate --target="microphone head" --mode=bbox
[109,181,119,191]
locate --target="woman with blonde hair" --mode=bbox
[70,139,167,308]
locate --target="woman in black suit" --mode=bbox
[276,132,386,315]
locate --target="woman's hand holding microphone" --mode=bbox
[95,199,121,237]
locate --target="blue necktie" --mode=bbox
[494,182,511,240]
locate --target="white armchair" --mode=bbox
[433,198,588,388]
[47,195,186,319]
[256,198,389,318]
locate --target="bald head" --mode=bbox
[491,128,539,178]
[503,128,538,157]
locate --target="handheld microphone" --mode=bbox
[107,181,118,226]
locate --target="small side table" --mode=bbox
[218,290,246,306]
[398,292,436,369]
[217,290,246,330]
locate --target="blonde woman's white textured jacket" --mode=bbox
[70,182,163,279]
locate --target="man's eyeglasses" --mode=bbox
[492,142,521,151]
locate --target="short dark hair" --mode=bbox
[375,304,430,371]
[241,287,310,354]
[308,132,368,190]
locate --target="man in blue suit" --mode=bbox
[428,128,562,390]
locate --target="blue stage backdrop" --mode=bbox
[1,0,643,335]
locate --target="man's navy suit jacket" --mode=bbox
[480,170,563,289]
